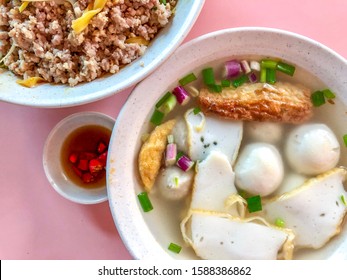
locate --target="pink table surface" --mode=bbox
[1,0,347,260]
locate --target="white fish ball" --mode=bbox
[157,166,194,200]
[285,124,340,175]
[235,143,284,196]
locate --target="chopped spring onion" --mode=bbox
[155,91,172,108]
[202,67,215,85]
[221,79,231,87]
[260,67,267,83]
[168,242,182,254]
[246,195,262,213]
[174,177,179,187]
[165,143,177,166]
[179,73,197,86]
[343,134,347,147]
[240,60,251,74]
[176,153,194,172]
[208,84,222,93]
[261,59,278,69]
[193,107,201,115]
[311,90,326,107]
[16,77,46,88]
[232,74,248,88]
[322,88,336,99]
[172,86,190,105]
[19,1,29,12]
[224,60,241,78]
[250,60,261,71]
[159,93,177,114]
[275,218,285,228]
[159,0,167,4]
[167,134,174,144]
[248,72,258,83]
[137,192,153,212]
[266,68,276,84]
[341,195,347,206]
[150,109,165,126]
[276,61,296,76]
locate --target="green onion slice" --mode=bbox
[159,93,177,114]
[276,61,296,76]
[168,242,182,254]
[155,91,172,109]
[150,109,165,126]
[159,0,167,4]
[343,134,347,147]
[137,192,153,212]
[261,59,278,69]
[341,195,347,206]
[322,88,336,99]
[193,107,201,115]
[266,68,276,84]
[221,79,231,87]
[311,91,326,107]
[179,73,197,86]
[208,84,222,93]
[232,74,248,88]
[246,195,262,213]
[275,218,285,228]
[202,67,215,85]
[260,67,267,83]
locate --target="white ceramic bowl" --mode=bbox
[107,27,347,260]
[43,112,115,204]
[0,0,204,108]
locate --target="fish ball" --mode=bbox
[235,143,284,196]
[157,166,194,200]
[285,124,340,175]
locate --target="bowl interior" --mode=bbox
[108,27,347,260]
[0,0,205,108]
[43,112,115,204]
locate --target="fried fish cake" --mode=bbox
[138,119,176,192]
[198,82,312,124]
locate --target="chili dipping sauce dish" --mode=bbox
[43,111,115,204]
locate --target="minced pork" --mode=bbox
[0,0,176,86]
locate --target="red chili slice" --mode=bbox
[82,172,95,183]
[69,152,79,164]
[77,159,89,171]
[98,151,108,167]
[97,141,107,154]
[89,159,104,174]
[79,152,97,160]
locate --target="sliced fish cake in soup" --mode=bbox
[190,151,238,213]
[184,109,243,164]
[181,210,294,260]
[263,167,347,249]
